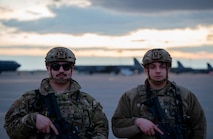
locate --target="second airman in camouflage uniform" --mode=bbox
[111,48,206,139]
[4,47,109,139]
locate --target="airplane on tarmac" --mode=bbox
[171,60,213,74]
[0,60,21,73]
[74,58,143,75]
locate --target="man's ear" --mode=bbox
[71,66,74,72]
[143,66,148,74]
[167,67,171,72]
[46,63,51,71]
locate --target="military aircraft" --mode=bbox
[171,61,213,74]
[0,60,21,73]
[74,58,143,75]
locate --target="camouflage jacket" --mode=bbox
[4,78,109,139]
[111,80,206,139]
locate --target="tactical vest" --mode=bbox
[134,82,191,139]
[30,89,96,139]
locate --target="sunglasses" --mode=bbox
[50,63,72,71]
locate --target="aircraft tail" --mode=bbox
[133,58,141,67]
[133,58,143,73]
[177,61,184,69]
[207,63,213,70]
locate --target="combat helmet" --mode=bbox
[142,48,172,67]
[45,47,76,64]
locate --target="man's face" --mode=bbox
[47,62,73,83]
[145,62,169,83]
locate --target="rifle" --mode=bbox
[33,90,80,139]
[143,96,188,139]
[47,93,80,139]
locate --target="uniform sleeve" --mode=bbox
[4,93,38,139]
[185,92,207,139]
[91,100,109,139]
[111,92,141,138]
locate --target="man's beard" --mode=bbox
[53,78,71,84]
[51,73,71,84]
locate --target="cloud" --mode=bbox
[0,0,91,21]
[1,5,213,36]
[0,0,213,68]
[90,0,213,14]
[1,22,212,49]
[0,0,212,36]
[168,45,213,53]
[0,1,54,21]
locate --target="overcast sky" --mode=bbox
[0,0,213,65]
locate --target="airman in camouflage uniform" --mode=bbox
[111,48,206,139]
[4,47,109,139]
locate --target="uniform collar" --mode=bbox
[150,81,174,97]
[39,78,81,95]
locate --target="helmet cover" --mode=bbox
[45,47,76,64]
[142,48,172,67]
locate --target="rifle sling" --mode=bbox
[145,82,184,124]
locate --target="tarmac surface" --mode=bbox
[0,71,212,139]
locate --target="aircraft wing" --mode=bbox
[74,58,143,75]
